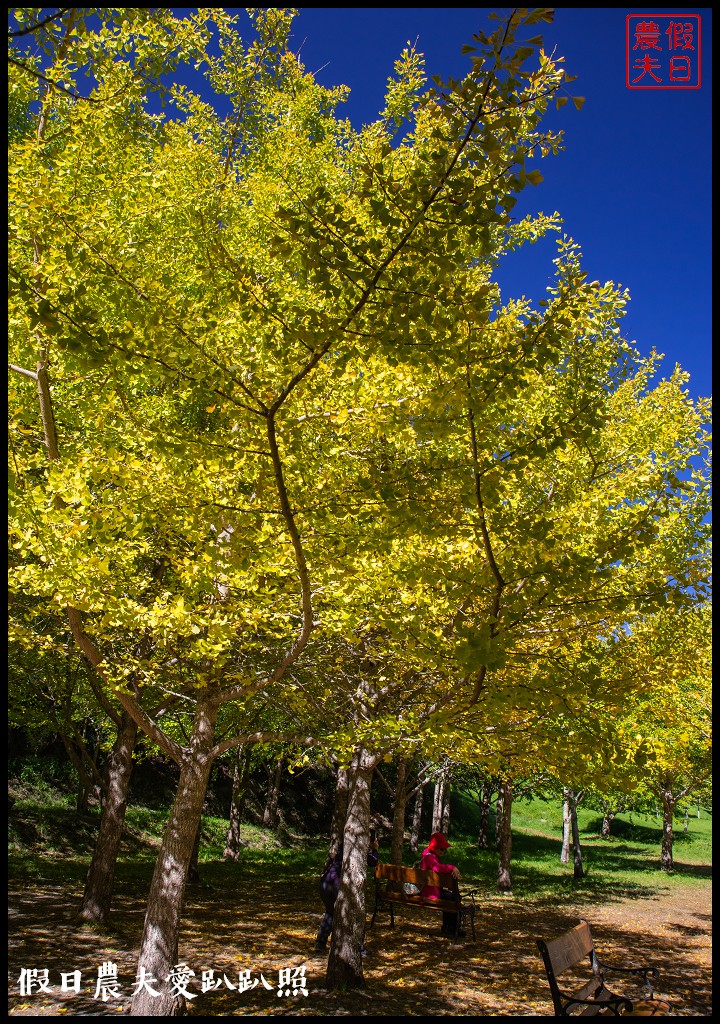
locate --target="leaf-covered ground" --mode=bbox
[8,869,711,1016]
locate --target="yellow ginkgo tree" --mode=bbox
[610,606,712,870]
[8,6,711,1008]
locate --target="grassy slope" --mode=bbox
[8,780,712,899]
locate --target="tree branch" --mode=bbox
[8,9,73,38]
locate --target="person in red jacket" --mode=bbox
[420,832,463,936]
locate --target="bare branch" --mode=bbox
[9,363,38,380]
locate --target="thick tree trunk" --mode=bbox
[561,791,571,863]
[431,771,446,833]
[330,764,350,855]
[326,747,375,991]
[390,757,408,866]
[659,779,676,871]
[263,754,284,828]
[80,712,138,924]
[496,779,513,893]
[477,782,493,849]
[223,743,252,861]
[130,699,217,1017]
[409,783,424,855]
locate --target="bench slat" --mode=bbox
[544,921,594,975]
[374,864,443,886]
[383,893,458,911]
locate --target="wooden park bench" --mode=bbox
[369,863,476,940]
[536,920,667,1016]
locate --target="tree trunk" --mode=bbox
[330,764,350,855]
[60,724,101,814]
[409,783,424,855]
[659,778,676,871]
[561,790,571,863]
[187,824,201,884]
[570,793,584,879]
[326,747,375,991]
[477,781,493,849]
[80,711,138,924]
[223,743,252,861]
[440,777,451,835]
[495,789,504,851]
[496,779,513,893]
[76,773,91,814]
[130,699,218,1017]
[263,754,284,828]
[431,770,446,833]
[390,757,408,866]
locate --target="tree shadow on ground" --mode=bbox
[7,865,711,1017]
[669,862,712,878]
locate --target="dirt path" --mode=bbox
[8,875,711,1016]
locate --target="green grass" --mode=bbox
[8,778,330,888]
[8,782,711,900]
[443,792,712,899]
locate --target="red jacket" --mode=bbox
[419,842,456,899]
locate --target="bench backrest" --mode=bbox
[542,920,595,976]
[537,921,605,1014]
[374,863,443,888]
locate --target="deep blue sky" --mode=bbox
[18,8,710,398]
[277,7,711,403]
[169,7,711,401]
